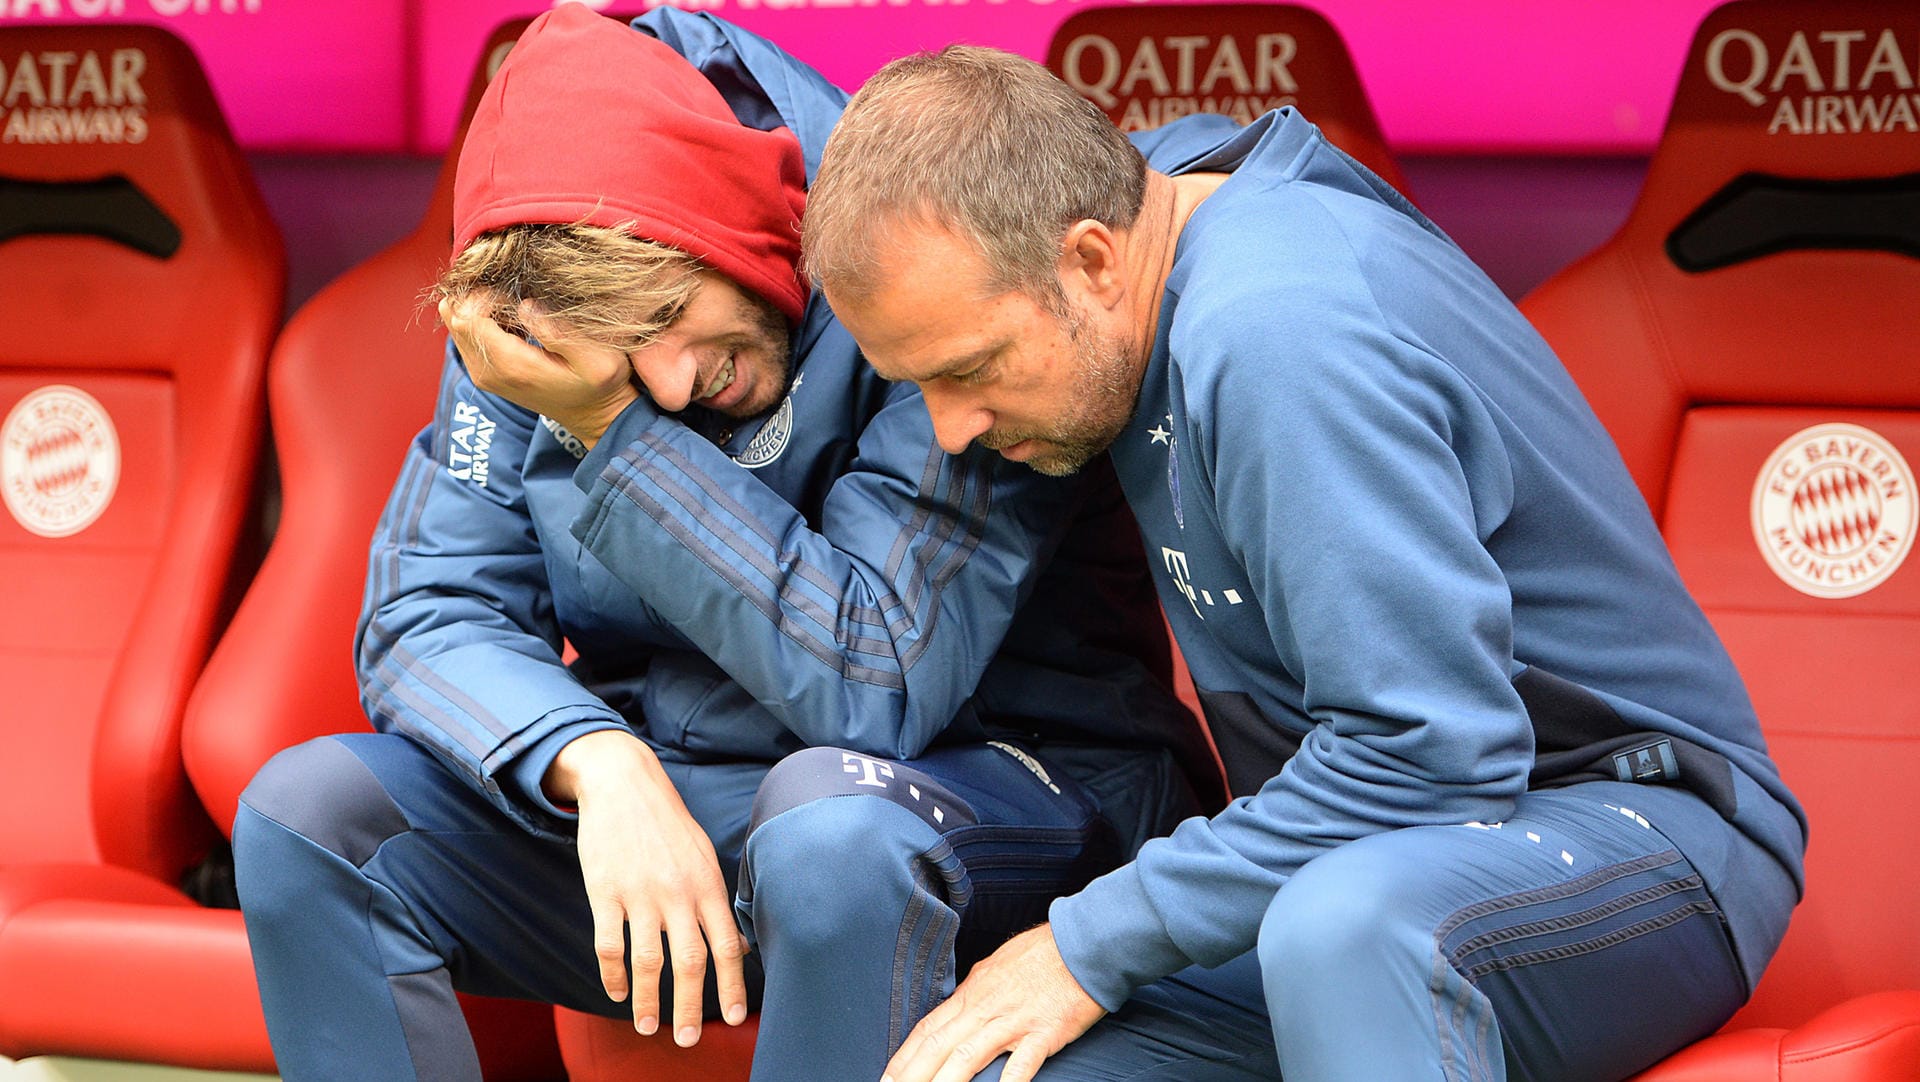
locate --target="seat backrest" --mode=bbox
[1047,4,1409,195]
[176,25,567,1078]
[0,25,283,879]
[1520,0,1920,1029]
[180,18,522,837]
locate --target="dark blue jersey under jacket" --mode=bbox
[354,10,1210,841]
[1049,108,1807,1009]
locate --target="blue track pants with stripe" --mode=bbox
[977,781,1796,1082]
[232,733,1196,1082]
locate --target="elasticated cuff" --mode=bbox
[1048,863,1194,1012]
[505,719,633,821]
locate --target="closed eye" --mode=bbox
[927,343,1002,387]
[949,358,996,386]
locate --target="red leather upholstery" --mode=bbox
[1521,2,1920,1078]
[1047,4,1410,196]
[0,20,282,1064]
[0,22,280,881]
[1634,992,1920,1082]
[179,106,458,839]
[171,16,559,1076]
[559,1013,760,1080]
[1522,0,1920,519]
[0,20,562,1077]
[0,863,281,1069]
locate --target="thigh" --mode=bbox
[1035,742,1203,857]
[1285,783,1748,1082]
[1463,786,1750,1081]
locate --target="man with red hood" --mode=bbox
[230,7,1210,1081]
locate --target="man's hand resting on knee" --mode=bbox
[545,729,750,1046]
[882,924,1106,1082]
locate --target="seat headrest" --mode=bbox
[0,24,255,248]
[1636,0,1920,240]
[1579,0,1920,410]
[1046,4,1408,195]
[1,24,281,368]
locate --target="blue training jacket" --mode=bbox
[1049,109,1808,1009]
[354,10,1210,840]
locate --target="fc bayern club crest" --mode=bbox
[2,385,122,539]
[733,394,793,470]
[1750,422,1913,599]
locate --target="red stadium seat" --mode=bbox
[559,1013,760,1081]
[0,19,564,1077]
[0,19,282,1063]
[1047,3,1410,196]
[1520,1,1920,1077]
[182,15,561,1077]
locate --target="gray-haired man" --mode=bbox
[805,46,1803,1082]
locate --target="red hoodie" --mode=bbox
[452,3,810,322]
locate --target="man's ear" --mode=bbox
[1058,219,1125,309]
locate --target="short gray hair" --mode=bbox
[804,45,1147,310]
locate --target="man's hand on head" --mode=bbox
[439,294,640,450]
[881,923,1106,1082]
[544,730,751,1046]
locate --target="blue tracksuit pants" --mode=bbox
[980,780,1795,1082]
[232,732,1195,1082]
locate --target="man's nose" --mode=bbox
[629,341,701,412]
[921,385,992,456]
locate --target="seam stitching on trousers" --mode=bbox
[1446,874,1705,960]
[1433,849,1682,942]
[1460,900,1719,980]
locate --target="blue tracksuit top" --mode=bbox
[354,10,1208,840]
[1048,109,1807,1009]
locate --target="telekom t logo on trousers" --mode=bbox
[841,752,894,789]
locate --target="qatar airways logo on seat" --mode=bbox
[1704,26,1920,135]
[1058,32,1301,131]
[1751,423,1913,599]
[1,46,149,144]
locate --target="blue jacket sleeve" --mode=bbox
[356,347,630,838]
[1050,279,1533,1008]
[571,374,1073,760]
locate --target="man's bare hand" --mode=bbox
[545,730,749,1046]
[439,294,638,448]
[882,924,1105,1082]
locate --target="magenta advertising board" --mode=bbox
[4,0,1731,155]
[0,0,409,151]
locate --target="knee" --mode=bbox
[746,746,944,863]
[746,787,935,892]
[235,736,409,878]
[1256,845,1428,988]
[742,786,944,947]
